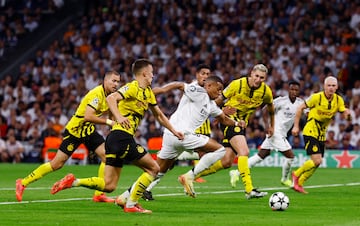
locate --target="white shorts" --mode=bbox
[157,132,209,160]
[260,133,291,152]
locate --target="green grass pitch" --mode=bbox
[1,163,359,226]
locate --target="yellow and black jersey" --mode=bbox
[303,91,346,141]
[222,77,273,124]
[112,80,157,135]
[195,118,211,136]
[65,85,108,138]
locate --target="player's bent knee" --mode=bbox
[104,184,117,192]
[222,160,233,168]
[150,166,160,177]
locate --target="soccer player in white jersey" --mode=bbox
[115,75,243,204]
[229,80,304,187]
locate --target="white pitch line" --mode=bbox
[1,182,359,205]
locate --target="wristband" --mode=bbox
[106,119,113,126]
[235,121,239,127]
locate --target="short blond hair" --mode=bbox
[252,64,268,74]
[324,76,338,85]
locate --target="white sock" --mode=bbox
[120,183,133,200]
[248,154,263,168]
[192,147,225,177]
[146,172,165,191]
[281,157,294,181]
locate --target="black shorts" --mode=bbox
[59,129,105,156]
[105,130,147,167]
[303,135,325,157]
[221,124,246,148]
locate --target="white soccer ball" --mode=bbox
[269,192,290,211]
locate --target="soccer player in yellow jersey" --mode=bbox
[291,76,351,194]
[196,64,275,199]
[15,70,120,203]
[51,59,183,214]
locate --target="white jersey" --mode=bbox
[273,95,304,137]
[160,81,223,160]
[164,81,222,134]
[260,95,304,152]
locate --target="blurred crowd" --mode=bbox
[1,0,360,163]
[0,0,64,59]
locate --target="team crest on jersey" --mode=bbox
[189,85,196,92]
[312,145,318,152]
[91,97,99,106]
[234,126,241,132]
[137,145,145,153]
[119,85,129,93]
[67,143,75,152]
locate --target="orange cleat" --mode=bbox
[16,179,26,202]
[178,174,195,198]
[292,172,299,187]
[194,177,207,183]
[51,173,75,194]
[93,193,115,203]
[124,204,152,214]
[293,184,308,194]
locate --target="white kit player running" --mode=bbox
[150,76,242,197]
[115,75,243,204]
[230,81,304,187]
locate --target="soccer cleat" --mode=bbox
[93,193,115,203]
[292,172,299,187]
[229,170,239,188]
[115,195,127,209]
[16,179,26,202]
[124,204,152,214]
[142,190,154,201]
[293,184,308,194]
[178,174,196,198]
[194,177,207,183]
[245,189,268,199]
[281,179,293,187]
[51,173,75,194]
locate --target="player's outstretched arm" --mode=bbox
[152,82,184,95]
[291,102,307,136]
[216,113,245,128]
[266,103,275,137]
[106,92,130,129]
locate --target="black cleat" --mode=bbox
[142,190,154,201]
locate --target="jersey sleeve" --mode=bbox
[87,89,101,110]
[148,88,157,106]
[263,85,274,104]
[305,93,319,108]
[273,96,282,111]
[183,83,205,102]
[222,79,238,100]
[118,83,134,99]
[209,101,223,117]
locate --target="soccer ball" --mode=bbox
[269,192,290,211]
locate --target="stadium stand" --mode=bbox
[0,0,359,164]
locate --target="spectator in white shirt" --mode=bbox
[350,123,360,147]
[4,134,24,163]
